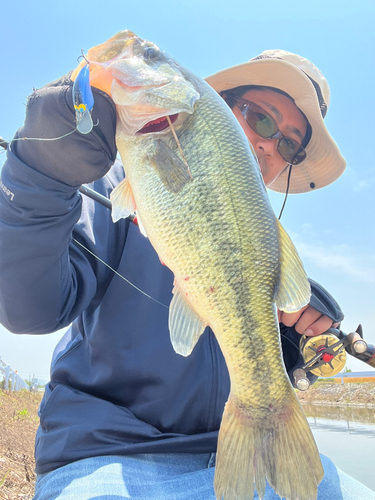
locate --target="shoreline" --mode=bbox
[296,381,375,407]
[300,400,375,409]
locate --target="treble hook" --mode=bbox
[77,49,90,65]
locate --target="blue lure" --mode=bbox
[73,64,94,134]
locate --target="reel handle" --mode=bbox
[346,331,367,354]
[338,325,375,368]
[293,368,310,391]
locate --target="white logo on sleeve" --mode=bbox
[0,181,14,201]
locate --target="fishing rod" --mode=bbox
[1,136,375,387]
[0,137,137,222]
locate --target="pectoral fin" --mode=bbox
[169,286,207,356]
[275,219,311,312]
[110,178,136,223]
[148,140,192,194]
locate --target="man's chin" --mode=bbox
[257,155,268,178]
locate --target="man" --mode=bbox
[0,45,372,500]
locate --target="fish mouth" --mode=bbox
[137,113,178,134]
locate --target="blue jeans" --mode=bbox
[33,453,375,500]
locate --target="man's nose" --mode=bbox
[254,137,278,156]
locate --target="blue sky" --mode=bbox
[0,0,374,381]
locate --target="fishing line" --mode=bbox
[1,119,99,148]
[7,130,77,143]
[72,237,169,309]
[280,331,300,352]
[0,135,167,310]
[166,116,193,180]
[73,230,299,341]
[73,236,299,345]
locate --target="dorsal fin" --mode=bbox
[275,219,311,312]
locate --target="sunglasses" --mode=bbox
[225,94,307,165]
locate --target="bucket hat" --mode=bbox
[205,50,346,194]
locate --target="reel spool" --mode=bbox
[299,334,347,377]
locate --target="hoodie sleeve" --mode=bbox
[0,147,125,334]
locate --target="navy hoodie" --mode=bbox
[0,144,343,475]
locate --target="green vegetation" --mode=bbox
[0,469,10,488]
[316,378,335,384]
[16,408,29,418]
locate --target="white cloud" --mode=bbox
[353,176,375,193]
[345,166,375,193]
[293,240,375,283]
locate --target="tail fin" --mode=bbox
[214,391,324,500]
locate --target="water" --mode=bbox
[302,404,375,492]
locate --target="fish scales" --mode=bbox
[78,30,324,500]
[120,83,290,411]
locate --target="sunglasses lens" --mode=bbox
[242,103,278,139]
[278,138,306,165]
[229,95,307,165]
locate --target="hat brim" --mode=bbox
[205,59,346,194]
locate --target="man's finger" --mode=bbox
[302,315,334,337]
[279,305,309,327]
[277,309,282,322]
[294,306,323,335]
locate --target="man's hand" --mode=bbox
[278,306,339,337]
[13,73,117,187]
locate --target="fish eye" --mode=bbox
[143,46,160,61]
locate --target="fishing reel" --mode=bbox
[293,325,374,391]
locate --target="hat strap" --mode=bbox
[303,73,328,118]
[278,165,293,219]
[250,55,328,118]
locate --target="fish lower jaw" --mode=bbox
[137,113,178,134]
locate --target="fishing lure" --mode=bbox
[72,64,94,134]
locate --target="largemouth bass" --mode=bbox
[72,31,324,500]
